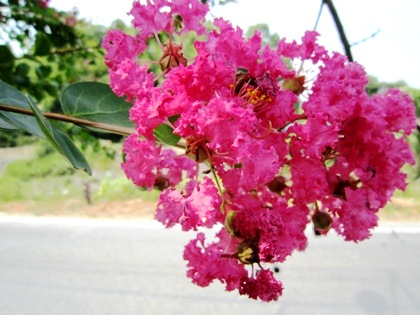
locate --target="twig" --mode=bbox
[0,103,135,136]
[323,0,353,62]
[351,29,381,47]
[314,0,324,30]
[49,46,101,56]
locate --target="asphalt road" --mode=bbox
[0,216,419,315]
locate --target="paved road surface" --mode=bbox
[0,216,419,315]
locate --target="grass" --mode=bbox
[0,142,159,218]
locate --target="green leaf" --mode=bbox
[0,116,19,130]
[0,81,45,138]
[28,98,92,175]
[34,33,52,56]
[0,45,15,67]
[61,82,134,129]
[35,65,52,79]
[15,63,30,76]
[0,81,91,175]
[153,123,180,146]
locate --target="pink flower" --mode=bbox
[184,226,285,301]
[105,0,417,302]
[130,0,209,42]
[181,177,224,230]
[216,141,281,193]
[228,189,309,262]
[302,52,368,121]
[239,269,283,302]
[37,0,50,8]
[155,188,185,228]
[183,231,247,290]
[129,92,169,139]
[156,177,223,231]
[103,30,146,69]
[121,135,162,188]
[277,30,327,63]
[121,135,196,189]
[109,60,154,101]
[371,89,417,134]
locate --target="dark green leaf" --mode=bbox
[0,45,15,67]
[35,65,52,79]
[168,114,180,124]
[153,123,180,146]
[28,98,92,175]
[15,63,30,75]
[34,32,52,56]
[0,80,45,138]
[61,82,133,129]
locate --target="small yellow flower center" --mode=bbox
[233,71,276,112]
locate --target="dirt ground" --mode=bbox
[1,196,419,224]
[0,198,157,220]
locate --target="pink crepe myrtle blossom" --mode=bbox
[130,0,209,41]
[129,0,209,75]
[104,0,417,302]
[156,177,224,231]
[37,0,50,8]
[121,134,196,190]
[183,230,247,291]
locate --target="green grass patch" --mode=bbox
[95,175,160,203]
[0,143,158,205]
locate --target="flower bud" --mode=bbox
[312,210,333,235]
[154,175,170,191]
[267,176,287,194]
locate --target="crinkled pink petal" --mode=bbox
[121,135,161,188]
[239,269,283,302]
[129,91,167,139]
[181,177,223,230]
[231,190,309,262]
[109,60,154,100]
[157,150,197,186]
[333,188,378,241]
[155,188,185,228]
[130,0,208,40]
[206,18,261,73]
[103,30,145,68]
[372,89,417,134]
[289,150,329,205]
[183,231,247,290]
[277,30,327,63]
[216,141,280,193]
[303,53,368,121]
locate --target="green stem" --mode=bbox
[0,103,135,136]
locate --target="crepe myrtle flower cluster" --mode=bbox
[103,0,416,302]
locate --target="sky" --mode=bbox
[50,0,420,88]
